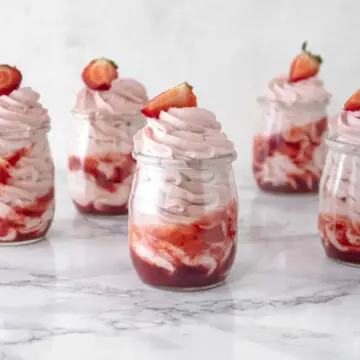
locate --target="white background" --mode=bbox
[3,0,358,172]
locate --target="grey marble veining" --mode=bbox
[0,170,359,360]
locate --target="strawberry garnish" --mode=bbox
[289,41,322,83]
[81,58,118,91]
[141,82,197,118]
[344,89,360,112]
[0,65,22,96]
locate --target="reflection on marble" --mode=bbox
[0,171,360,360]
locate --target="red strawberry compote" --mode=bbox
[0,83,55,245]
[253,42,331,193]
[68,59,148,216]
[319,96,360,265]
[129,83,238,290]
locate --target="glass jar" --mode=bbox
[253,98,328,193]
[0,126,55,245]
[128,152,238,291]
[68,111,145,217]
[318,127,360,265]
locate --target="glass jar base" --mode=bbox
[142,280,225,292]
[256,181,319,194]
[130,248,234,292]
[324,249,360,267]
[73,201,128,217]
[327,256,360,268]
[0,236,46,247]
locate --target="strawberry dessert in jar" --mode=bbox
[0,65,55,245]
[68,58,148,216]
[253,42,331,193]
[319,90,360,266]
[129,83,238,291]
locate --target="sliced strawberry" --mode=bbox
[81,58,118,91]
[0,65,22,96]
[289,41,322,83]
[141,82,197,118]
[344,89,360,112]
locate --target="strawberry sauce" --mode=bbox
[0,144,54,244]
[68,153,135,216]
[129,201,238,289]
[0,187,54,244]
[318,212,360,264]
[0,147,30,185]
[253,117,327,193]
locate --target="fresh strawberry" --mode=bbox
[344,89,360,111]
[289,41,322,83]
[0,65,22,96]
[81,58,118,91]
[141,82,197,118]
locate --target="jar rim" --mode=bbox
[325,134,360,155]
[133,151,237,168]
[72,108,142,119]
[0,124,50,139]
[256,96,329,110]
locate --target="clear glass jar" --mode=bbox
[253,98,328,193]
[128,152,238,291]
[318,132,360,265]
[68,111,145,217]
[0,126,55,245]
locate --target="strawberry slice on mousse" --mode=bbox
[141,82,197,119]
[289,41,322,83]
[344,89,360,112]
[81,58,118,91]
[0,65,22,96]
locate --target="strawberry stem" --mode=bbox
[302,41,308,52]
[301,41,323,65]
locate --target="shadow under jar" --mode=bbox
[253,98,328,193]
[128,152,238,291]
[0,126,55,245]
[318,135,360,266]
[68,111,144,217]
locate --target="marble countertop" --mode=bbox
[0,171,359,360]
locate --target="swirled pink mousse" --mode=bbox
[265,75,331,107]
[69,77,148,215]
[0,87,54,242]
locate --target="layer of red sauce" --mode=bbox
[129,200,238,289]
[253,117,327,193]
[318,212,360,264]
[0,187,55,243]
[73,201,128,216]
[0,146,31,185]
[68,153,135,193]
[68,153,135,216]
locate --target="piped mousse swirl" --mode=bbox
[134,107,234,160]
[265,75,330,106]
[0,87,50,131]
[133,82,236,222]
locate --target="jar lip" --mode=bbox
[133,151,237,168]
[72,108,142,119]
[257,96,329,109]
[0,124,50,138]
[325,134,360,154]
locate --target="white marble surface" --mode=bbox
[0,170,359,360]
